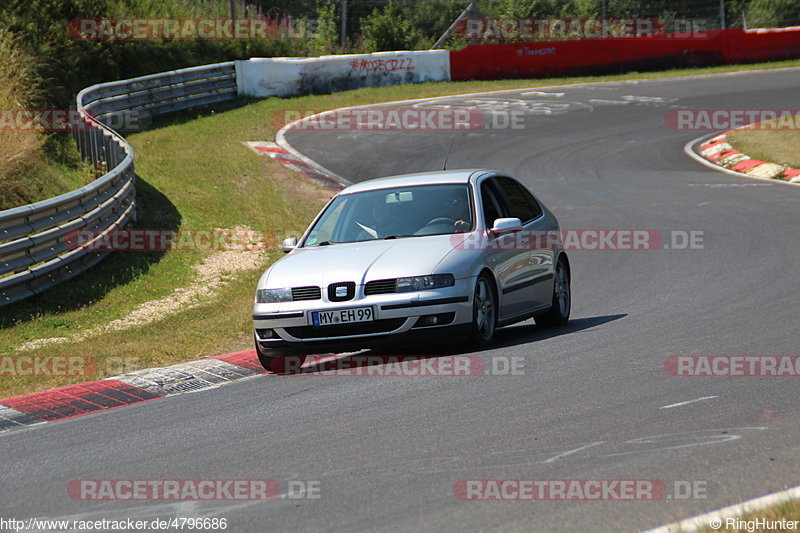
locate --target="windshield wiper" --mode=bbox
[382,234,416,240]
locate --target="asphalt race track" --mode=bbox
[4,69,800,532]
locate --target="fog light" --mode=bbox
[256,328,274,339]
[414,313,455,328]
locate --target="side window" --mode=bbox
[519,185,544,220]
[495,177,541,224]
[480,180,503,228]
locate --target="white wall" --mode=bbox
[236,50,450,98]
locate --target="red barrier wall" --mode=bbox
[726,27,800,62]
[450,28,800,81]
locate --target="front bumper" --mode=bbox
[253,281,474,352]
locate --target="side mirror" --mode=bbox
[490,217,523,236]
[282,237,298,253]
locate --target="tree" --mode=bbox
[361,1,427,51]
[311,1,339,54]
[747,0,800,27]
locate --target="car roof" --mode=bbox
[339,169,494,194]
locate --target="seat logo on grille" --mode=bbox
[329,282,355,301]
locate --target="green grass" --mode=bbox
[0,0,311,210]
[0,147,94,210]
[1,58,800,398]
[0,25,93,210]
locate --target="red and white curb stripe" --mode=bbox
[0,349,267,434]
[4,126,351,434]
[641,483,800,533]
[244,141,348,191]
[695,131,800,183]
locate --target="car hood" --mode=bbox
[262,235,466,288]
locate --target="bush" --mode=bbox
[0,0,318,208]
[361,1,428,51]
[0,26,52,210]
[746,0,800,28]
[0,0,317,109]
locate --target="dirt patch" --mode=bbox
[18,237,265,352]
[262,156,334,205]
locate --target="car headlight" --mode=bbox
[256,288,293,303]
[396,274,455,292]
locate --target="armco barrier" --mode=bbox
[0,62,237,307]
[0,51,449,307]
[7,28,788,306]
[236,50,451,98]
[4,30,793,307]
[450,27,800,80]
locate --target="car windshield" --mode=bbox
[302,184,474,246]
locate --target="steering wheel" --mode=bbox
[425,217,455,227]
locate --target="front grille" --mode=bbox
[364,279,397,295]
[328,281,356,302]
[292,286,321,301]
[284,318,406,340]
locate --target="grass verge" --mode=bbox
[727,126,800,169]
[1,58,800,398]
[0,142,95,211]
[0,26,91,210]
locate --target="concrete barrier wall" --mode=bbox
[236,50,451,98]
[3,50,449,306]
[8,29,796,306]
[449,28,800,81]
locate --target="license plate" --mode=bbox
[311,307,374,326]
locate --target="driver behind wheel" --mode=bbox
[446,192,472,233]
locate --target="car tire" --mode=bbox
[534,259,570,327]
[469,273,497,348]
[254,335,305,373]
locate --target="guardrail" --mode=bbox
[0,62,237,307]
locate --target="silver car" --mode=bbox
[253,169,570,371]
